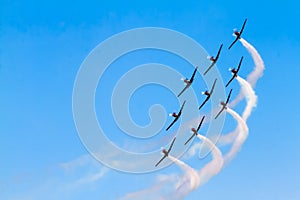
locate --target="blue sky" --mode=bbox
[1,0,300,199]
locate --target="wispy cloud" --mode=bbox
[119,174,180,200]
[3,154,108,200]
[60,154,92,172]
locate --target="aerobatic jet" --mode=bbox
[177,66,198,97]
[199,78,217,110]
[215,89,233,119]
[228,19,247,50]
[166,100,186,131]
[184,116,205,145]
[203,44,223,75]
[155,137,176,167]
[225,56,243,87]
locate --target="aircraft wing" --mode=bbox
[215,89,232,119]
[189,67,198,83]
[204,44,223,75]
[166,117,178,131]
[177,84,190,97]
[199,96,209,110]
[210,78,217,94]
[215,44,223,60]
[184,133,196,145]
[236,56,243,73]
[166,101,185,130]
[155,137,176,166]
[155,155,167,167]
[203,62,215,75]
[225,75,235,87]
[167,137,176,153]
[215,106,225,119]
[239,19,247,36]
[197,116,205,131]
[226,57,242,87]
[184,116,205,145]
[228,37,239,50]
[177,100,186,116]
[225,89,233,104]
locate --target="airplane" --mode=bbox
[225,56,243,87]
[155,137,176,167]
[184,116,205,145]
[199,78,217,110]
[177,66,198,97]
[228,19,247,50]
[203,44,223,75]
[166,100,186,131]
[215,89,232,119]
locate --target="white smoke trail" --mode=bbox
[119,175,174,200]
[229,38,265,107]
[216,38,262,145]
[120,156,199,200]
[237,76,258,120]
[241,38,265,88]
[218,75,257,145]
[223,108,249,164]
[166,135,223,199]
[196,134,224,186]
[168,155,200,200]
[121,38,263,200]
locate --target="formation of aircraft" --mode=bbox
[166,100,186,131]
[203,44,223,75]
[184,116,205,145]
[228,19,247,50]
[177,66,198,97]
[215,89,233,119]
[155,137,176,167]
[198,78,217,110]
[156,19,247,167]
[226,56,243,87]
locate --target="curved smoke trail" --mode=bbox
[193,75,256,190]
[238,76,258,120]
[119,176,173,200]
[218,75,257,145]
[121,38,263,200]
[168,156,200,200]
[218,38,263,145]
[175,74,255,197]
[182,39,261,196]
[229,38,265,107]
[223,108,249,165]
[120,156,199,200]
[196,134,223,186]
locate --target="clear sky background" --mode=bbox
[1,0,300,199]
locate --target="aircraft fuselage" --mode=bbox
[234,31,241,38]
[162,149,168,155]
[184,79,191,84]
[191,127,197,133]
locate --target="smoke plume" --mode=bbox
[229,38,264,107]
[121,37,263,200]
